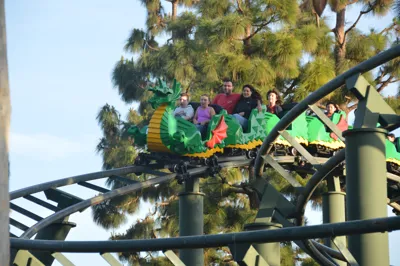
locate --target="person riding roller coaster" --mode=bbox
[231,85,263,131]
[266,90,283,116]
[173,93,194,121]
[324,101,348,141]
[212,79,241,115]
[126,78,400,174]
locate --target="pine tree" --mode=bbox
[94,0,400,264]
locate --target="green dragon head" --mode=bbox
[148,78,182,109]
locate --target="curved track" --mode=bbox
[253,45,400,264]
[9,45,400,266]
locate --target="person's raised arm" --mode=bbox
[210,107,216,117]
[256,99,262,112]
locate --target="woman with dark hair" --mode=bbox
[325,101,339,119]
[232,84,262,130]
[266,90,282,115]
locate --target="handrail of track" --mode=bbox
[17,160,253,239]
[10,165,152,200]
[254,44,400,175]
[10,216,400,252]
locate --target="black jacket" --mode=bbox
[233,97,258,119]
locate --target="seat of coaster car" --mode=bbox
[277,102,298,119]
[395,137,400,152]
[189,102,224,114]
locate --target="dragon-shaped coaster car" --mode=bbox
[127,79,400,172]
[127,79,269,158]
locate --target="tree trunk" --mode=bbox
[334,8,346,73]
[172,0,178,20]
[243,0,252,54]
[0,0,10,265]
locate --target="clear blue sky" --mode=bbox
[5,1,400,265]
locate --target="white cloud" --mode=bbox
[10,132,94,161]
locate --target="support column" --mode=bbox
[30,221,76,265]
[322,175,346,266]
[343,128,389,266]
[179,178,204,266]
[244,222,282,266]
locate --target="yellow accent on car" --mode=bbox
[309,140,345,150]
[184,147,224,158]
[273,137,309,147]
[387,158,400,166]
[226,139,263,149]
[147,104,170,153]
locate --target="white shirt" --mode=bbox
[173,105,194,120]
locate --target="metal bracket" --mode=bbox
[163,250,186,266]
[206,156,221,177]
[326,175,342,192]
[100,252,123,266]
[52,252,75,266]
[176,162,190,184]
[331,237,359,266]
[254,182,297,223]
[13,250,45,266]
[278,130,322,170]
[229,243,270,266]
[262,154,302,187]
[346,73,400,130]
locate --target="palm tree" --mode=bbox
[0,0,11,264]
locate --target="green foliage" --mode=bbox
[295,56,336,101]
[301,257,320,266]
[281,245,296,266]
[385,95,400,114]
[167,12,197,40]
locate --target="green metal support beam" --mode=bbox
[262,155,301,187]
[31,221,76,266]
[344,128,389,266]
[344,73,393,266]
[51,252,74,266]
[346,73,399,130]
[322,176,346,266]
[179,178,204,266]
[278,131,321,170]
[243,223,281,266]
[331,237,358,266]
[234,245,270,266]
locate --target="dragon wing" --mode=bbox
[206,116,228,149]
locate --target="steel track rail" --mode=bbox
[10,165,157,200]
[253,44,400,265]
[18,160,253,239]
[10,216,400,252]
[295,150,400,262]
